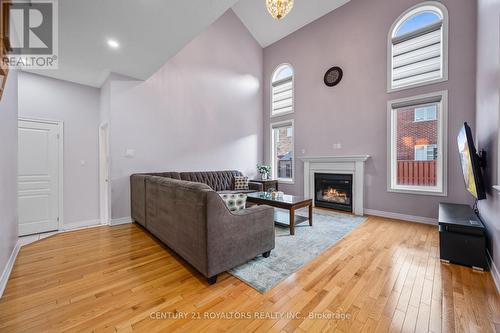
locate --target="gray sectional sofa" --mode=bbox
[130,170,275,284]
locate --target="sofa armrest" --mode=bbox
[248,181,263,192]
[206,192,275,277]
[131,174,149,227]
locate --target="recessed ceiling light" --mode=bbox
[107,39,120,49]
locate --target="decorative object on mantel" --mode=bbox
[266,0,294,20]
[324,67,343,87]
[257,164,272,180]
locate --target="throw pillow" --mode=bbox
[233,176,249,190]
[219,193,247,212]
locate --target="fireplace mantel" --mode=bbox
[300,155,370,216]
[300,155,370,163]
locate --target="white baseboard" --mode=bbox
[487,250,500,294]
[62,219,100,231]
[0,240,21,298]
[364,209,438,225]
[110,217,133,226]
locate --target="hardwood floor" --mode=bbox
[0,216,498,332]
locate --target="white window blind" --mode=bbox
[272,77,293,116]
[391,21,443,89]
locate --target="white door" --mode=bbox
[18,119,62,236]
[99,123,110,225]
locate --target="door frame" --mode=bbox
[18,117,64,231]
[99,122,111,225]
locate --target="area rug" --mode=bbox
[229,209,367,293]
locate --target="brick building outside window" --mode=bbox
[395,104,438,186]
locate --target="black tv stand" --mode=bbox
[438,203,487,270]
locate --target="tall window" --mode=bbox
[388,2,448,91]
[271,64,294,117]
[271,120,294,183]
[388,91,447,195]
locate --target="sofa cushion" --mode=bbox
[218,193,247,212]
[233,176,249,190]
[180,171,242,191]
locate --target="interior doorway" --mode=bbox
[99,123,110,225]
[18,118,63,236]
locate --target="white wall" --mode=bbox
[0,70,19,286]
[18,72,101,226]
[100,73,135,126]
[107,10,264,219]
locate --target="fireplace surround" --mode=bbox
[301,155,370,216]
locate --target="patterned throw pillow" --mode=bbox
[233,176,249,190]
[219,193,247,212]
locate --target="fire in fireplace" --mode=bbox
[314,173,353,212]
[322,187,348,204]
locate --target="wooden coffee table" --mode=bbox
[246,192,312,235]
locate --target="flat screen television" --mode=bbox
[457,122,486,200]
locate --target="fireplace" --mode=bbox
[314,173,353,212]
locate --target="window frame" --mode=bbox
[387,1,449,93]
[387,90,448,196]
[270,119,295,184]
[271,63,294,118]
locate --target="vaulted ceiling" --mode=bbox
[232,0,350,47]
[24,0,350,87]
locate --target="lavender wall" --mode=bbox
[476,0,500,278]
[0,70,18,287]
[18,72,101,226]
[108,10,263,219]
[263,0,477,219]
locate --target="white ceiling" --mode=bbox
[24,0,350,87]
[25,0,240,87]
[232,0,351,48]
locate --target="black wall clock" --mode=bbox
[324,67,343,87]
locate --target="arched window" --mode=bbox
[271,64,294,117]
[388,2,448,91]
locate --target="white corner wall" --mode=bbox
[18,72,101,226]
[0,70,19,293]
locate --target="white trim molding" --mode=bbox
[99,122,111,226]
[301,155,370,216]
[0,240,21,298]
[111,217,133,226]
[487,250,500,294]
[62,219,100,231]
[387,1,449,93]
[271,63,294,118]
[365,209,438,225]
[271,119,295,184]
[387,90,448,196]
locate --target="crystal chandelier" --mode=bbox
[266,0,294,20]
